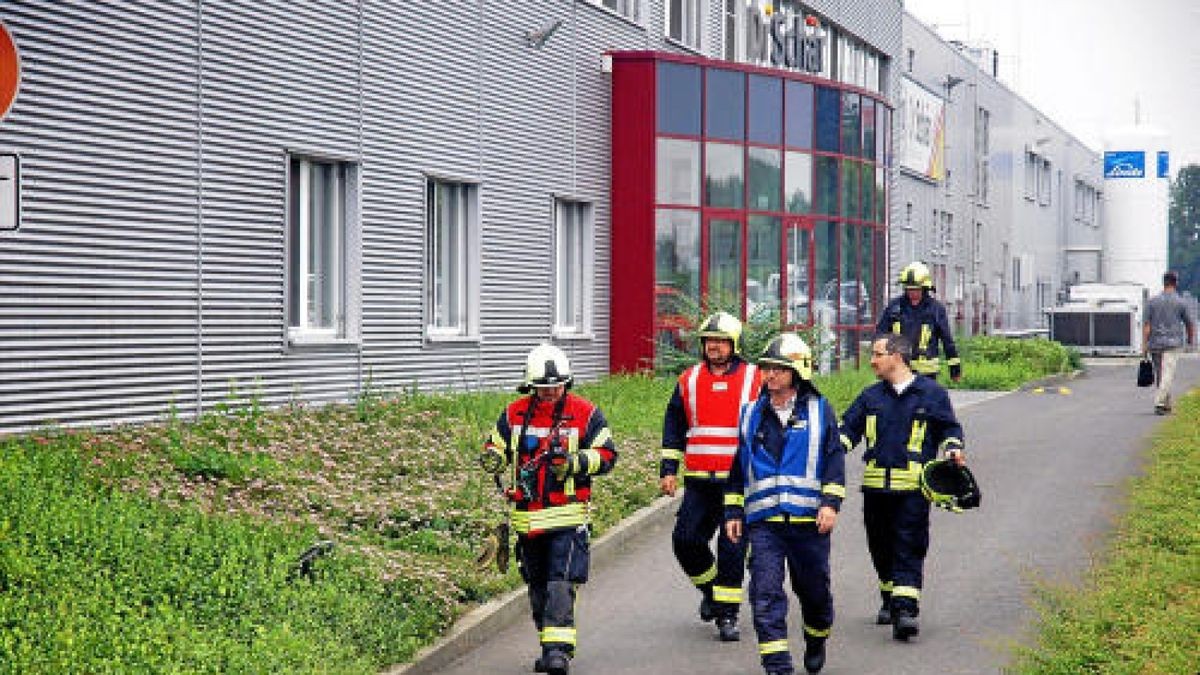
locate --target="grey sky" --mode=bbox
[904,0,1200,176]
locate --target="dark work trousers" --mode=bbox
[672,480,747,618]
[516,526,590,656]
[863,490,930,614]
[747,521,834,673]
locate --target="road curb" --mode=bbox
[384,493,682,675]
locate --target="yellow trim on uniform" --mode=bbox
[892,585,921,600]
[725,493,745,507]
[540,626,578,646]
[946,357,962,366]
[765,514,816,523]
[918,324,932,351]
[939,437,963,452]
[759,639,789,655]
[879,580,894,592]
[690,563,718,587]
[488,428,509,450]
[907,420,927,453]
[840,433,854,451]
[804,624,831,638]
[590,427,613,448]
[712,585,742,604]
[584,448,604,475]
[865,415,877,448]
[912,357,940,374]
[683,469,730,480]
[891,321,901,335]
[863,461,921,491]
[510,502,587,533]
[821,483,846,499]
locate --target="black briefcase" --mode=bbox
[1136,357,1155,387]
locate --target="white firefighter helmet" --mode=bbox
[898,261,935,290]
[697,311,744,354]
[518,344,573,393]
[758,332,814,381]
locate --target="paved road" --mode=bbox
[438,358,1199,674]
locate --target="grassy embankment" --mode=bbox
[1011,389,1200,674]
[0,337,1072,672]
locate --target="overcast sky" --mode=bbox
[904,0,1200,176]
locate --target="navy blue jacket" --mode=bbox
[724,389,846,521]
[839,376,964,492]
[876,294,961,378]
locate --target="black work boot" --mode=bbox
[875,599,892,625]
[802,637,827,673]
[716,615,740,642]
[533,655,547,673]
[892,607,919,641]
[541,649,570,675]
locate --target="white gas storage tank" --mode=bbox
[1102,125,1170,291]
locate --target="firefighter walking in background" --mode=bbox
[877,261,962,382]
[660,312,762,641]
[838,333,967,641]
[724,333,845,675]
[479,345,617,675]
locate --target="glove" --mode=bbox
[949,363,962,380]
[479,448,505,475]
[550,451,585,480]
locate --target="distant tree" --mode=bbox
[1168,165,1200,296]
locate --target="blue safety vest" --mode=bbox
[737,395,825,525]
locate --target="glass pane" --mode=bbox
[747,215,781,317]
[814,220,837,342]
[557,203,580,329]
[655,209,701,351]
[657,138,701,205]
[785,80,813,149]
[814,87,840,152]
[861,163,874,222]
[288,160,300,327]
[308,162,339,329]
[785,151,812,214]
[707,217,742,307]
[841,92,861,156]
[747,147,781,212]
[748,74,782,145]
[705,142,744,208]
[814,155,838,215]
[785,227,810,325]
[875,164,886,223]
[862,98,877,161]
[878,105,889,166]
[860,225,875,325]
[840,158,859,221]
[657,61,702,136]
[842,222,866,325]
[705,69,745,141]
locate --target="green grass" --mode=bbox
[949,336,1078,391]
[0,346,1066,674]
[1010,389,1200,674]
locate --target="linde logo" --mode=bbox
[742,5,825,74]
[1103,151,1146,179]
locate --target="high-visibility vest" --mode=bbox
[737,395,825,524]
[678,362,761,478]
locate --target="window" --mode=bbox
[906,47,915,73]
[668,0,703,50]
[288,156,354,342]
[974,107,990,204]
[1037,158,1052,205]
[597,0,639,22]
[1023,148,1037,200]
[426,179,479,337]
[555,199,593,335]
[723,0,739,61]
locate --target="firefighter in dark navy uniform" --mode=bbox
[838,332,967,641]
[660,311,763,641]
[876,262,962,382]
[479,344,618,675]
[724,333,845,675]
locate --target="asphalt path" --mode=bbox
[437,357,1199,675]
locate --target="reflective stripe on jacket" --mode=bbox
[876,294,960,375]
[661,359,762,479]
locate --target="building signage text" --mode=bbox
[1157,151,1169,178]
[744,6,825,74]
[1103,151,1146,179]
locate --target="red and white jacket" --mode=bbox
[661,358,762,480]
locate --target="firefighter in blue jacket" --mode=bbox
[876,262,962,382]
[724,333,846,675]
[839,332,967,641]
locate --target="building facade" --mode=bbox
[0,3,1101,434]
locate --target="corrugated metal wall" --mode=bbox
[0,1,905,433]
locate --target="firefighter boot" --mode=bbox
[539,650,570,675]
[875,594,892,625]
[892,607,919,641]
[802,636,827,674]
[698,585,716,622]
[716,616,740,642]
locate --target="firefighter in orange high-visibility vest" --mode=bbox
[660,312,763,642]
[480,345,618,675]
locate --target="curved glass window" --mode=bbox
[705,142,744,208]
[656,138,701,206]
[814,155,838,216]
[840,158,860,220]
[841,93,861,156]
[785,151,812,214]
[706,69,745,141]
[785,81,814,149]
[748,147,782,212]
[748,74,782,145]
[815,87,840,152]
[748,215,781,317]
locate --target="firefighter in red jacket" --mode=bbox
[661,312,763,641]
[480,345,618,675]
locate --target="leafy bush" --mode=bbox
[950,336,1076,390]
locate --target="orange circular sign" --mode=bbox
[0,21,20,121]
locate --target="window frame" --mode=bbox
[285,153,359,347]
[667,0,704,51]
[553,197,595,338]
[589,0,641,24]
[424,175,482,341]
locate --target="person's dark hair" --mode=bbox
[1163,271,1178,287]
[874,332,912,365]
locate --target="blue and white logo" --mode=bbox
[1157,151,1169,178]
[1104,151,1145,179]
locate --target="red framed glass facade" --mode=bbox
[610,51,890,372]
